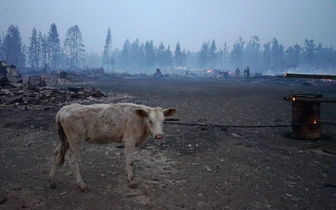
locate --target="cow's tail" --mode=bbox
[55,110,70,165]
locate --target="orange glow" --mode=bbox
[313,119,317,124]
[292,97,296,101]
[322,79,333,82]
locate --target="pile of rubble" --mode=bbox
[1,61,110,107]
[0,86,106,106]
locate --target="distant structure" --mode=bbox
[153,68,163,77]
[0,60,18,76]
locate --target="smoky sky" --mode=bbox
[1,0,336,54]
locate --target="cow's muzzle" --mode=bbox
[154,134,164,140]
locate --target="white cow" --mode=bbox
[48,103,176,192]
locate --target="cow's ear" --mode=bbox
[135,109,148,118]
[163,108,176,117]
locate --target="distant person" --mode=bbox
[235,67,240,78]
[246,66,250,81]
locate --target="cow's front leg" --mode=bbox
[124,141,137,189]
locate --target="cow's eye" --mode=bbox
[149,120,153,124]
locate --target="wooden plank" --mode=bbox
[284,73,336,79]
[292,97,336,103]
[317,120,336,126]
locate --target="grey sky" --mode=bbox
[1,0,335,54]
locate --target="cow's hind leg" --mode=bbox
[124,141,137,188]
[68,143,87,192]
[48,142,68,188]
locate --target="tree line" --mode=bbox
[0,23,85,71]
[1,23,335,74]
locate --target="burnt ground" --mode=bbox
[0,76,336,209]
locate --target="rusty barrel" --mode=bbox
[291,94,322,139]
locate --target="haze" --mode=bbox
[1,0,336,53]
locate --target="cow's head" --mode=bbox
[135,107,176,139]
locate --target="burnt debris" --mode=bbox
[0,86,106,106]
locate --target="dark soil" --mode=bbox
[1,76,336,209]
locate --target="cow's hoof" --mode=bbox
[49,183,57,189]
[129,183,137,189]
[80,186,89,193]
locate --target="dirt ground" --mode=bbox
[1,76,336,209]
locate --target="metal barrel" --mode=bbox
[291,94,322,140]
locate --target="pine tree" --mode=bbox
[48,23,61,70]
[3,25,26,66]
[209,40,217,68]
[103,28,112,70]
[0,36,4,60]
[174,42,185,67]
[245,36,261,70]
[145,40,155,68]
[293,43,302,65]
[315,43,335,67]
[41,33,49,67]
[230,37,244,68]
[263,42,271,70]
[156,42,166,67]
[21,44,27,66]
[303,39,316,66]
[270,37,285,71]
[165,45,173,67]
[198,42,209,69]
[28,27,41,69]
[64,25,86,68]
[182,49,187,66]
[121,39,131,67]
[139,43,145,68]
[131,39,140,68]
[285,43,301,69]
[218,42,229,69]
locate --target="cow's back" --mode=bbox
[58,103,149,144]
